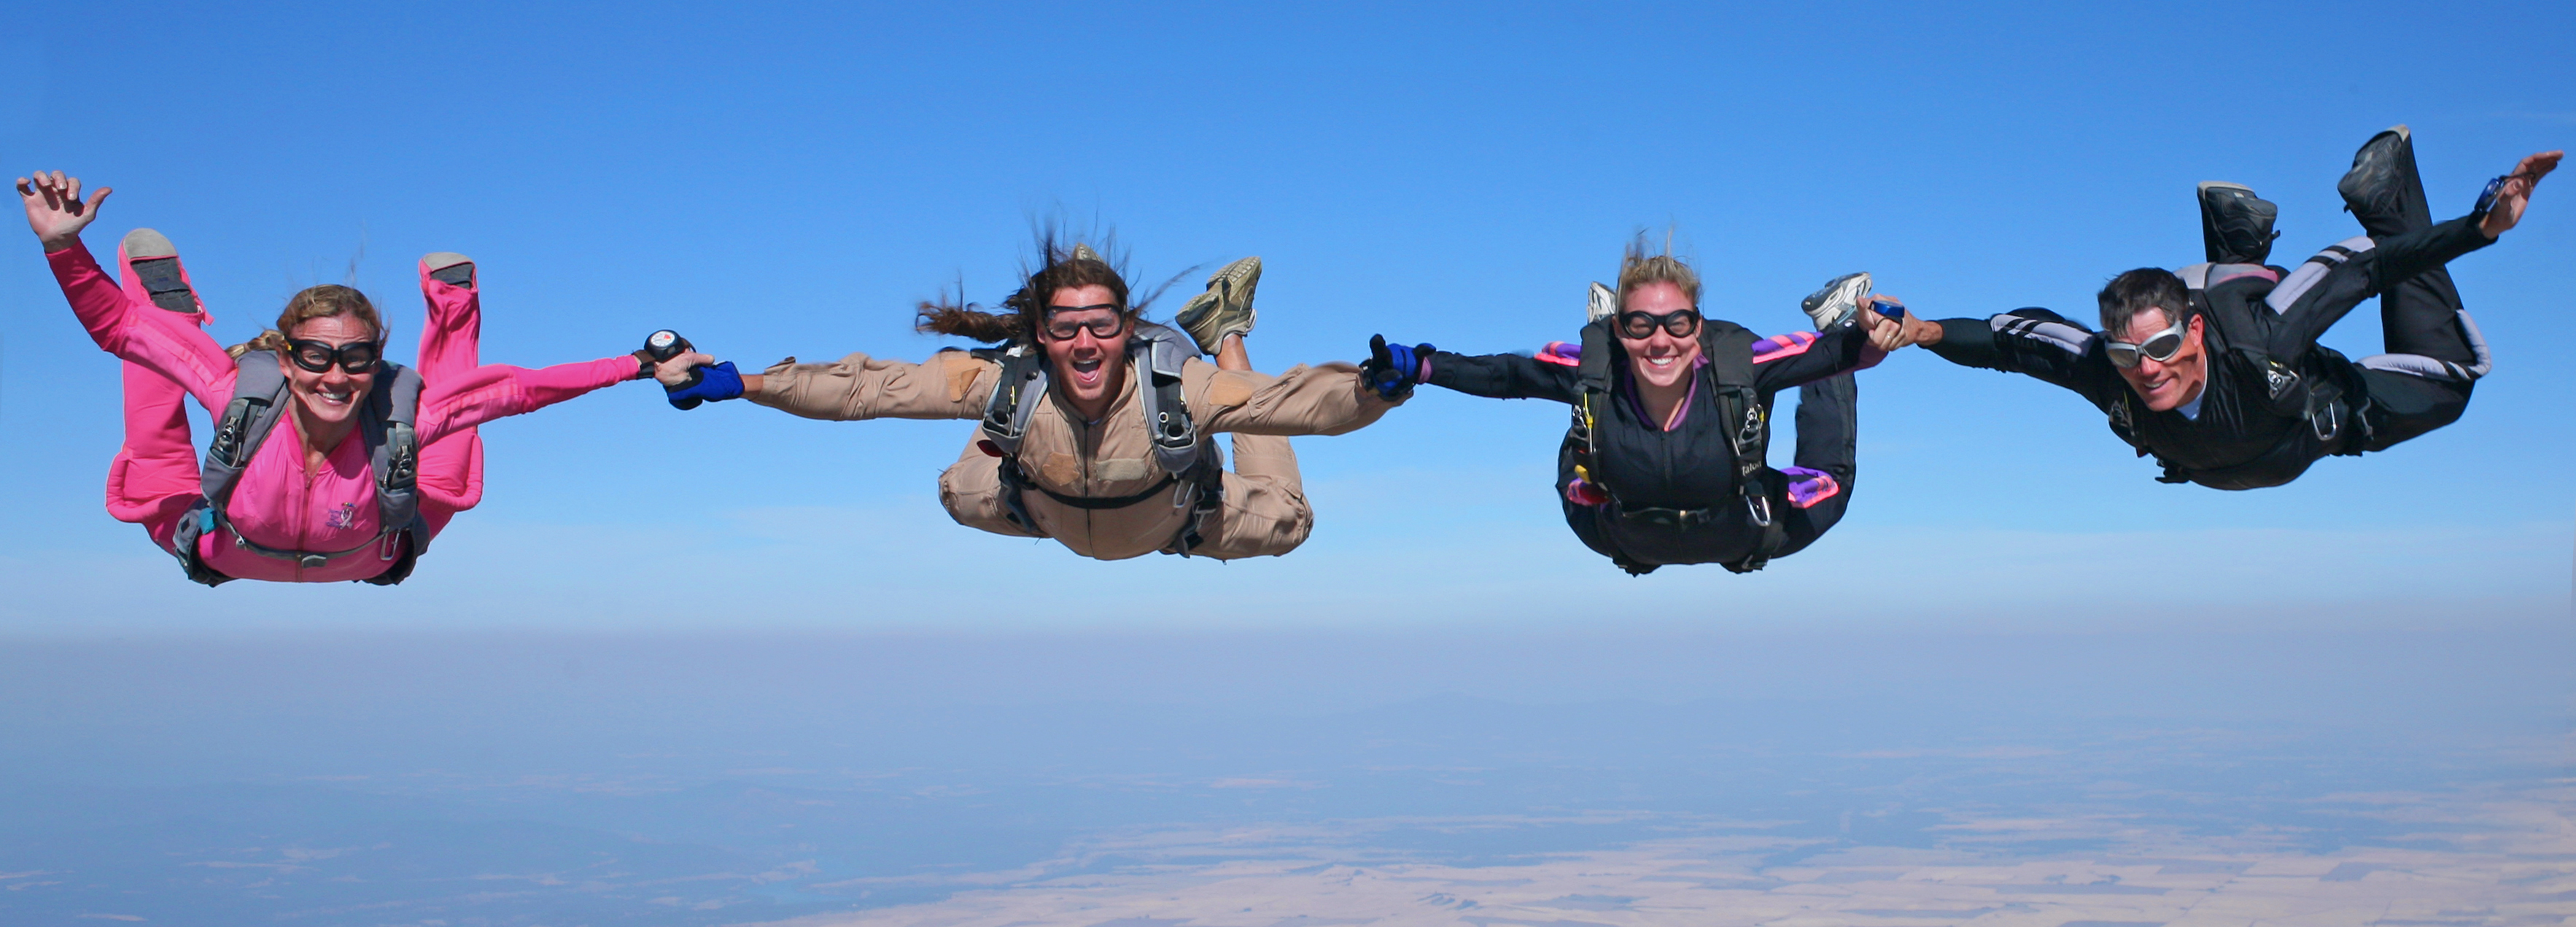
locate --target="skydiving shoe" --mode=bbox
[2197,181,2281,265]
[1172,256,1262,356]
[1069,243,1106,265]
[422,252,475,287]
[119,228,204,314]
[1800,271,1873,330]
[1586,282,1617,325]
[2339,124,2432,238]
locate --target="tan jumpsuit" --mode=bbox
[748,349,1397,560]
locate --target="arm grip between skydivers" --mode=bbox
[665,361,743,410]
[1363,334,1434,400]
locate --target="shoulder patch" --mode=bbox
[1040,451,1081,486]
[943,354,988,403]
[1205,371,1257,408]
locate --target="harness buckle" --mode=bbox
[1745,492,1773,528]
[298,554,329,569]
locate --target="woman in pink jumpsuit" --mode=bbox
[20,171,652,584]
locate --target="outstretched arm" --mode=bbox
[1919,309,2123,407]
[1748,325,1880,392]
[1424,346,1583,403]
[1192,358,1399,436]
[718,349,996,422]
[416,356,645,444]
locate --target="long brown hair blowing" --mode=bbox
[913,228,1190,344]
[225,284,386,360]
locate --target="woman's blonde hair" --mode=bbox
[1615,231,1700,309]
[225,284,385,360]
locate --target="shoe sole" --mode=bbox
[2339,124,2426,233]
[1176,256,1262,353]
[2197,182,2278,264]
[1587,282,1617,324]
[1801,272,1873,330]
[121,228,178,260]
[422,252,475,287]
[120,228,201,314]
[2338,124,2413,204]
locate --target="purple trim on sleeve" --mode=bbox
[1750,330,1820,363]
[1780,465,1842,509]
[1537,341,1581,367]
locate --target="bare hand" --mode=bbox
[655,350,715,387]
[18,171,109,252]
[1858,295,1912,351]
[2478,150,2559,238]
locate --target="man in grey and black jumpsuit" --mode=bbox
[1915,130,2556,489]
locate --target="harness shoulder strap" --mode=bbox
[1698,321,1783,573]
[1130,322,1205,478]
[1563,319,1616,490]
[203,355,293,510]
[361,362,428,585]
[977,341,1047,458]
[368,362,424,533]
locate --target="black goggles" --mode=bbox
[2105,319,2187,368]
[1617,309,1702,339]
[1039,303,1130,341]
[284,338,384,374]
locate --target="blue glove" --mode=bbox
[667,361,742,410]
[1363,335,1432,400]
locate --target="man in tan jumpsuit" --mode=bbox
[654,247,1400,560]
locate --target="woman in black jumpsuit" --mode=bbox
[1376,249,1914,575]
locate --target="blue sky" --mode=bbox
[0,0,2569,634]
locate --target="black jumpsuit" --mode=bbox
[1427,325,1876,571]
[1925,214,2494,489]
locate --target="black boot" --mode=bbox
[2339,124,2431,238]
[2197,181,2280,265]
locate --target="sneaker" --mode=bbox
[1586,282,1617,325]
[119,228,204,315]
[422,252,475,287]
[1069,243,1106,265]
[1800,271,1873,330]
[2338,124,2430,238]
[1171,256,1262,356]
[2197,181,2281,265]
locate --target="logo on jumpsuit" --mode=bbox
[325,501,362,530]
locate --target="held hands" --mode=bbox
[1363,335,1432,400]
[1855,296,1925,352]
[654,349,743,409]
[2476,150,2561,238]
[17,171,109,252]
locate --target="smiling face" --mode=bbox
[1036,284,1132,419]
[1618,281,1703,393]
[278,314,381,428]
[2112,308,2208,412]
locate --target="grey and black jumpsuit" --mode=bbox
[1924,213,2496,489]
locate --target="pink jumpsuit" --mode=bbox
[53,240,638,583]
